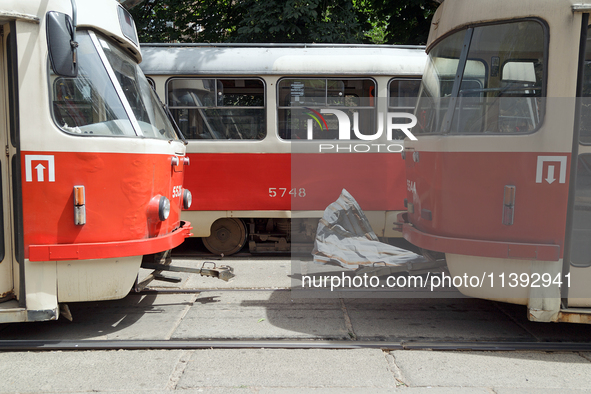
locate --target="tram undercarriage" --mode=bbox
[200,216,411,256]
[199,217,318,255]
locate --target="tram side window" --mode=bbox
[389,78,421,139]
[277,78,376,140]
[389,79,421,110]
[579,25,591,144]
[570,153,591,267]
[570,25,591,267]
[146,77,156,91]
[167,78,265,140]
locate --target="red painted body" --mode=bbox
[404,151,570,259]
[184,152,407,212]
[22,151,187,260]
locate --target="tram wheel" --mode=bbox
[202,218,248,256]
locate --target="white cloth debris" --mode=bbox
[312,189,422,269]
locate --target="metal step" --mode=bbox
[556,308,591,324]
[0,300,27,323]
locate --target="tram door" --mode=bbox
[0,23,15,305]
[566,17,591,304]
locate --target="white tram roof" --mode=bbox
[0,0,142,63]
[140,44,427,76]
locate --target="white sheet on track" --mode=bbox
[312,189,423,269]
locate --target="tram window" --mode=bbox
[570,154,591,267]
[579,26,591,144]
[0,161,4,262]
[456,21,545,134]
[389,79,421,110]
[388,79,421,139]
[146,77,156,91]
[53,78,94,127]
[451,61,486,134]
[277,78,376,140]
[7,32,17,147]
[570,26,591,265]
[416,21,545,135]
[50,32,137,137]
[415,29,466,134]
[99,36,177,140]
[167,78,265,140]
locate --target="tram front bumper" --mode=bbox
[28,221,193,262]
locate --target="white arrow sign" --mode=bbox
[536,156,567,184]
[35,164,45,182]
[25,155,55,182]
[545,165,555,184]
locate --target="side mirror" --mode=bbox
[46,11,77,77]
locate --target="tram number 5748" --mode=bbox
[269,188,306,198]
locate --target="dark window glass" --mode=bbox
[277,78,376,140]
[415,20,545,135]
[167,78,265,140]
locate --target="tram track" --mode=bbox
[171,251,292,260]
[138,288,290,294]
[1,339,591,352]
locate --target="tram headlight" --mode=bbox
[159,196,171,221]
[182,189,192,209]
[148,195,171,222]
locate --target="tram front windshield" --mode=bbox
[50,30,177,140]
[415,21,545,135]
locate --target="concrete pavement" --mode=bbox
[1,256,591,392]
[1,348,590,393]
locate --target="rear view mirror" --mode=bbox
[46,11,77,77]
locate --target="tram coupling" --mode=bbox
[141,261,235,281]
[136,251,235,291]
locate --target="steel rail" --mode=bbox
[1,339,591,352]
[138,288,290,294]
[171,252,291,259]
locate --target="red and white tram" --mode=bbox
[0,0,193,322]
[401,0,591,323]
[141,44,426,255]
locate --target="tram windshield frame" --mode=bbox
[49,29,178,141]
